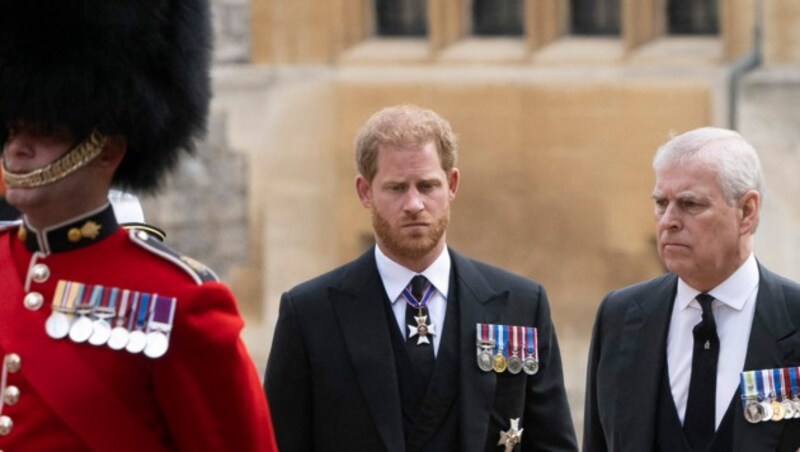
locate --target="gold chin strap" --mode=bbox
[2,129,107,189]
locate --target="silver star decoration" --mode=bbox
[498,418,523,452]
[407,314,436,345]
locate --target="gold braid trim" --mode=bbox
[2,129,107,189]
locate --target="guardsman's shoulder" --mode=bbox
[0,220,22,234]
[127,229,219,285]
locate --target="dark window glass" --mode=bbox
[571,0,621,35]
[668,0,719,34]
[473,0,523,36]
[375,0,427,36]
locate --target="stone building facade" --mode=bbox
[141,0,800,434]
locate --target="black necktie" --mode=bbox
[405,275,434,384]
[683,293,719,451]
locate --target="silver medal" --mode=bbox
[761,400,774,422]
[68,316,94,343]
[782,399,794,419]
[89,319,112,346]
[126,330,147,354]
[744,399,765,424]
[477,349,494,372]
[144,332,169,358]
[108,326,130,350]
[523,357,539,375]
[507,355,523,375]
[45,312,71,339]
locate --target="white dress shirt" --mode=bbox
[375,245,450,357]
[667,253,759,429]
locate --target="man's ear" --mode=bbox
[97,135,127,170]
[355,175,372,209]
[447,167,459,201]
[739,190,760,235]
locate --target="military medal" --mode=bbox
[476,323,495,372]
[144,295,177,358]
[522,326,539,375]
[89,287,118,346]
[69,284,102,343]
[126,293,152,354]
[507,326,522,375]
[790,368,800,419]
[108,290,133,350]
[402,280,436,346]
[492,324,507,373]
[497,417,523,452]
[45,281,78,339]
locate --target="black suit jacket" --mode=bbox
[584,263,800,452]
[264,247,577,451]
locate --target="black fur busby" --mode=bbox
[0,1,212,192]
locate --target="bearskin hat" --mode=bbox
[0,1,212,192]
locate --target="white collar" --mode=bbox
[374,245,451,304]
[676,253,759,311]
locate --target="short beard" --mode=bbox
[372,209,449,262]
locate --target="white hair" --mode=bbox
[652,127,763,205]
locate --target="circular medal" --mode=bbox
[492,353,507,373]
[126,330,147,354]
[144,332,169,358]
[793,399,800,419]
[507,355,522,375]
[68,316,93,343]
[477,350,493,372]
[781,399,794,419]
[744,400,765,424]
[88,320,112,346]
[523,357,539,375]
[771,400,784,421]
[45,312,71,339]
[108,326,130,350]
[761,400,774,422]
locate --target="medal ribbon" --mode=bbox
[126,292,140,331]
[773,368,784,400]
[401,284,435,309]
[763,369,774,399]
[526,327,534,360]
[133,293,152,331]
[755,369,766,401]
[51,280,68,311]
[512,326,519,356]
[496,324,505,357]
[147,296,176,333]
[741,371,757,400]
[792,368,799,399]
[488,323,495,353]
[116,290,131,327]
[781,368,791,400]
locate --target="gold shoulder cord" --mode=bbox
[2,129,107,189]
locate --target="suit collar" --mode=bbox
[331,248,406,452]
[613,273,677,450]
[733,263,796,450]
[450,250,508,452]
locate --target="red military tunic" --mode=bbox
[0,205,276,451]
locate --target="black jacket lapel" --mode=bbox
[613,274,677,451]
[451,250,507,452]
[734,264,796,451]
[330,249,405,452]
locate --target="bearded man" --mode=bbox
[264,105,577,452]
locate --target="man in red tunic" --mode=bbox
[0,1,277,450]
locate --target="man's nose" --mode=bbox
[658,204,681,230]
[403,189,424,214]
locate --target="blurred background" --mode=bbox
[41,0,800,438]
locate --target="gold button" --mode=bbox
[30,263,50,283]
[23,292,44,311]
[67,228,82,243]
[4,354,21,373]
[0,415,12,435]
[3,386,19,406]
